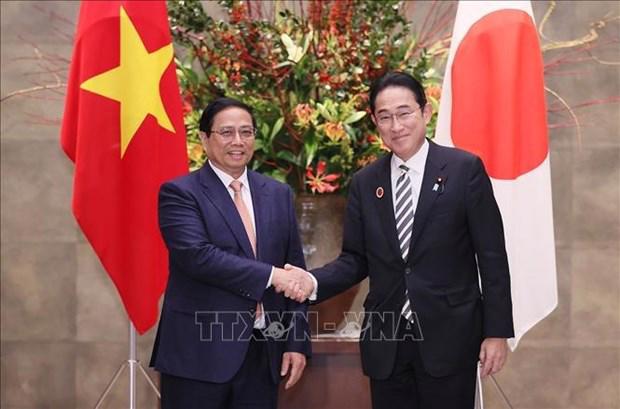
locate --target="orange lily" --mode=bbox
[306,161,341,193]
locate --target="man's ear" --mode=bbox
[422,104,433,124]
[199,131,208,148]
[370,113,377,126]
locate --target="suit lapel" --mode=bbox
[248,171,269,260]
[373,154,404,260]
[408,141,447,260]
[198,163,255,259]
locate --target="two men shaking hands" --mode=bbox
[151,71,514,409]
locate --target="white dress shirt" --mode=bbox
[390,139,429,218]
[209,161,256,229]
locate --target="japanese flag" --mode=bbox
[435,0,558,351]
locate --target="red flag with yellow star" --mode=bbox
[61,1,188,334]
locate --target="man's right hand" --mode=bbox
[272,265,315,302]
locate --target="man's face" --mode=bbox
[201,107,255,179]
[371,86,431,161]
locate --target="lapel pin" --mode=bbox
[376,187,384,199]
[433,177,445,193]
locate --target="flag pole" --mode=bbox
[93,321,161,409]
[475,367,484,409]
[129,322,137,409]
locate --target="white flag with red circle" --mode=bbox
[435,0,558,350]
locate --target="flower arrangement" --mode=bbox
[167,0,618,194]
[168,0,451,194]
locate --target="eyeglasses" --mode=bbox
[375,106,424,127]
[210,126,256,140]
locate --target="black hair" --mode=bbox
[368,71,427,114]
[198,97,257,136]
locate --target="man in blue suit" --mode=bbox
[150,97,311,409]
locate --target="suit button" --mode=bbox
[405,267,412,275]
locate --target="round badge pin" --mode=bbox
[376,187,384,199]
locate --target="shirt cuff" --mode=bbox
[267,267,275,288]
[307,271,318,301]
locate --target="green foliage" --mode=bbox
[168,0,446,193]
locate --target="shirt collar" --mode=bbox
[391,138,429,175]
[208,161,250,191]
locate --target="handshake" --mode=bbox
[272,264,316,303]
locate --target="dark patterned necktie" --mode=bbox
[395,164,415,322]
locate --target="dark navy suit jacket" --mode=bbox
[312,140,514,379]
[150,163,310,384]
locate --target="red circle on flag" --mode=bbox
[451,9,548,180]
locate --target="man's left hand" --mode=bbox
[479,338,508,377]
[280,352,307,389]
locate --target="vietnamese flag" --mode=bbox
[436,0,558,350]
[61,1,188,334]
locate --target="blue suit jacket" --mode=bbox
[150,163,310,383]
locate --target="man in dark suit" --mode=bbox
[288,71,514,408]
[150,97,311,409]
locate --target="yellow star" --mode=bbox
[80,5,175,158]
